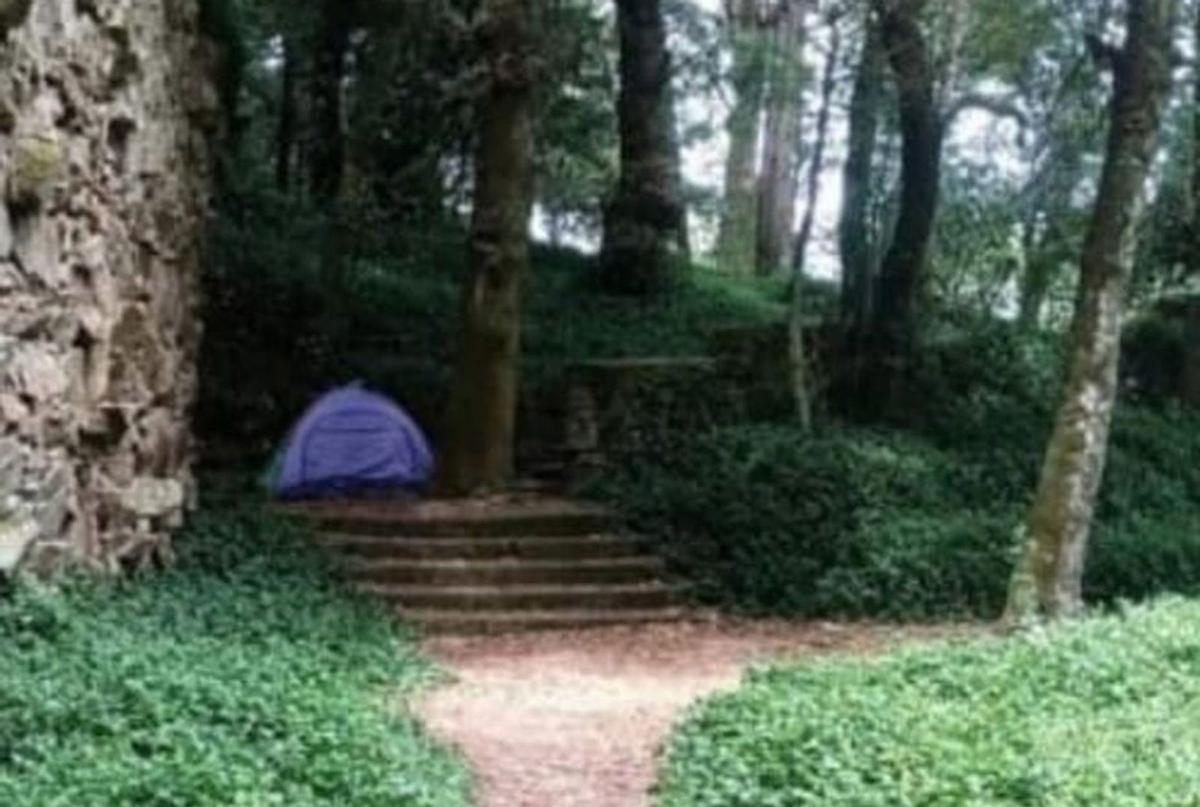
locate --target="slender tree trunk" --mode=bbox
[717,0,768,275]
[310,0,351,203]
[839,13,885,328]
[793,14,840,274]
[871,0,941,358]
[275,36,299,193]
[600,0,686,295]
[1019,252,1056,328]
[437,0,535,496]
[1184,302,1200,405]
[666,81,692,258]
[1006,0,1175,621]
[756,0,808,275]
[1183,3,1200,407]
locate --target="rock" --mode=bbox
[0,517,38,576]
[6,134,66,211]
[0,0,214,571]
[0,201,12,257]
[119,478,184,519]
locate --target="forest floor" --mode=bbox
[413,618,974,807]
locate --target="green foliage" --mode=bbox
[0,509,466,807]
[199,240,784,465]
[659,598,1200,806]
[590,323,1200,620]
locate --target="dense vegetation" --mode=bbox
[0,509,466,807]
[588,318,1200,619]
[659,597,1200,806]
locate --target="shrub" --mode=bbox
[586,425,998,616]
[0,508,466,807]
[659,598,1200,807]
[589,317,1200,620]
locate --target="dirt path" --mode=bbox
[414,618,966,807]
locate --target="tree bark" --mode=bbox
[1006,0,1175,621]
[437,0,535,496]
[716,0,768,275]
[756,0,808,275]
[599,0,686,295]
[838,12,885,328]
[275,36,299,194]
[1183,3,1200,407]
[793,13,840,275]
[309,0,351,203]
[871,0,941,357]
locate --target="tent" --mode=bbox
[268,384,434,499]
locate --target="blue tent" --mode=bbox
[270,384,434,499]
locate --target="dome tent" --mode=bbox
[268,384,434,499]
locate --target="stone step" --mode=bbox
[282,497,613,538]
[357,582,679,612]
[322,534,648,561]
[404,607,688,635]
[348,557,666,587]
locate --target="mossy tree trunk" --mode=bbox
[1006,0,1175,621]
[437,0,535,496]
[755,0,808,276]
[838,11,885,328]
[309,0,351,204]
[870,0,941,363]
[275,36,299,193]
[1184,2,1200,407]
[599,0,686,296]
[716,0,768,275]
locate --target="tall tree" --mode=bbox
[309,0,352,203]
[756,0,809,275]
[793,7,841,274]
[599,0,687,295]
[1006,0,1175,620]
[838,10,885,328]
[870,0,941,357]
[1184,1,1200,407]
[437,0,535,495]
[275,35,300,193]
[716,0,768,275]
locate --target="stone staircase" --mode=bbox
[283,495,684,634]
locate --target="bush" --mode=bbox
[0,509,466,807]
[659,598,1200,806]
[586,425,1002,617]
[589,319,1200,620]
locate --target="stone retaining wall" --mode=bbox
[0,0,217,572]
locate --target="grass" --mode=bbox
[658,597,1200,806]
[0,507,467,807]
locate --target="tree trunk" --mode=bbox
[1183,3,1200,407]
[871,0,941,357]
[1018,147,1084,329]
[437,0,535,496]
[275,36,299,193]
[756,0,808,276]
[793,13,840,275]
[716,0,768,275]
[666,79,692,258]
[1184,302,1200,406]
[599,0,686,296]
[1006,0,1175,621]
[839,12,885,329]
[309,0,351,203]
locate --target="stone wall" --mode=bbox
[0,0,217,573]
